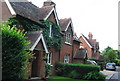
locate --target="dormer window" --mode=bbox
[66,33,71,43]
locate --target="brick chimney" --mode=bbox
[88,32,93,40]
[43,0,56,7]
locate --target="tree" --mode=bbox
[1,22,33,81]
[102,46,117,63]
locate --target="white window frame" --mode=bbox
[49,24,52,37]
[47,52,52,64]
[64,54,70,63]
[66,33,71,43]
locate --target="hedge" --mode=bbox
[1,22,33,81]
[55,62,100,79]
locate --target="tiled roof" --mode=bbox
[25,31,42,49]
[59,18,71,31]
[74,49,88,59]
[9,0,53,23]
[39,6,53,20]
[73,34,81,43]
[9,0,42,23]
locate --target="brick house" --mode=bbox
[2,0,62,78]
[1,0,51,79]
[59,18,81,63]
[79,32,100,59]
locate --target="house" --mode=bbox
[79,32,100,60]
[2,0,62,79]
[1,0,51,79]
[59,18,81,63]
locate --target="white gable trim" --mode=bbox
[5,0,16,15]
[80,34,92,48]
[65,20,74,34]
[29,34,49,53]
[44,7,59,26]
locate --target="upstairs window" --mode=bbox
[49,24,52,37]
[47,52,52,64]
[64,54,70,63]
[66,33,71,43]
[49,24,54,37]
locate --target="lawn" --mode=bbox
[48,76,100,81]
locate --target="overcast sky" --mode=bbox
[28,0,119,51]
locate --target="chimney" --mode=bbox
[88,32,93,40]
[43,0,56,7]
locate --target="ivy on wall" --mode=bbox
[41,20,62,50]
[8,17,62,50]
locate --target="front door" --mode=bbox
[31,50,41,77]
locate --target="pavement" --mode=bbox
[100,69,118,81]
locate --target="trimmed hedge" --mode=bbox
[55,62,100,79]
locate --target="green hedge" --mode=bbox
[55,62,100,79]
[2,22,33,81]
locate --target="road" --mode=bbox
[108,66,120,81]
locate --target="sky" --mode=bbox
[28,0,119,51]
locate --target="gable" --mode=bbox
[47,11,58,25]
[66,23,73,36]
[26,31,49,53]
[59,18,74,34]
[79,34,92,48]
[43,7,59,26]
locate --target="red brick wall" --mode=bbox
[2,2,13,21]
[73,41,80,57]
[79,37,93,58]
[60,31,73,63]
[48,12,58,25]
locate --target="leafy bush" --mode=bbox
[1,22,33,81]
[83,71,106,80]
[45,63,51,77]
[68,70,79,79]
[55,62,100,79]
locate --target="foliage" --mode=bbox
[41,20,62,50]
[8,17,62,50]
[55,62,100,79]
[45,63,51,77]
[8,16,41,31]
[102,46,118,63]
[83,71,106,80]
[68,70,79,79]
[1,22,33,81]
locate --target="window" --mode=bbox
[47,52,52,64]
[64,54,70,63]
[49,24,52,37]
[66,33,71,43]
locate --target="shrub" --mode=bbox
[55,62,100,79]
[68,70,79,79]
[1,22,33,81]
[83,71,106,80]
